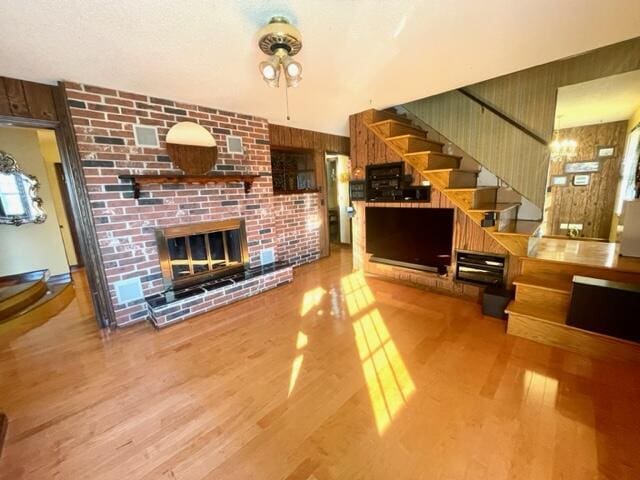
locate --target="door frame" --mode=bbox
[53,162,84,267]
[0,83,115,329]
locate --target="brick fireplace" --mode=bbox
[65,82,321,327]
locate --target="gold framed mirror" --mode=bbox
[0,151,47,226]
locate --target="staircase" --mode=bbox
[365,109,539,257]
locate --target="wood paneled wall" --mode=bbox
[0,76,58,122]
[545,121,628,239]
[269,124,350,258]
[404,37,640,209]
[349,111,514,298]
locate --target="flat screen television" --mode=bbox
[365,207,454,273]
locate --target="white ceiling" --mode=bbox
[555,70,640,129]
[1,1,639,135]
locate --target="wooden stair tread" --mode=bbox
[423,168,479,174]
[386,134,444,146]
[513,274,572,293]
[468,202,520,213]
[445,186,499,192]
[368,119,425,133]
[495,220,541,236]
[505,300,567,323]
[407,150,460,159]
[0,279,48,320]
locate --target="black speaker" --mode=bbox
[482,285,513,319]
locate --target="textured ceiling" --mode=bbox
[555,70,640,129]
[1,0,639,135]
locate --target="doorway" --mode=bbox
[542,69,640,241]
[0,124,82,285]
[325,154,351,247]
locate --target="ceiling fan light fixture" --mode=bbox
[257,16,303,89]
[282,55,302,82]
[259,55,281,87]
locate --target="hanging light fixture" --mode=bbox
[550,131,578,161]
[257,16,303,88]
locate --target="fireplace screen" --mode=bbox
[156,219,249,290]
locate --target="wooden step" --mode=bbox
[512,274,572,312]
[371,109,413,125]
[505,300,567,324]
[406,151,461,171]
[507,309,640,364]
[2,282,74,325]
[444,186,498,209]
[0,279,48,320]
[368,119,427,139]
[520,256,640,284]
[423,169,478,189]
[495,220,540,236]
[387,134,444,155]
[468,202,520,214]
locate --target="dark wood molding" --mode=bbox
[458,88,549,146]
[0,77,58,122]
[53,82,116,329]
[118,173,260,199]
[54,162,84,267]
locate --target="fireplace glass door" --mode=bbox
[157,219,249,289]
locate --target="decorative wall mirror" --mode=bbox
[0,151,47,226]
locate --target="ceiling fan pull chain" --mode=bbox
[285,84,291,121]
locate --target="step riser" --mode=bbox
[448,188,498,210]
[520,258,640,284]
[391,137,443,154]
[507,312,640,364]
[514,286,570,317]
[371,110,412,125]
[448,171,478,188]
[427,155,461,170]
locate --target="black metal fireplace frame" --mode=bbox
[156,218,250,290]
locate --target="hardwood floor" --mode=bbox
[1,248,639,479]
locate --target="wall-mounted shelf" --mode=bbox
[118,174,260,199]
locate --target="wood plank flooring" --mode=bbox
[1,248,639,479]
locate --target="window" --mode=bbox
[270,148,317,194]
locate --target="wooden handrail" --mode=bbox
[458,88,548,146]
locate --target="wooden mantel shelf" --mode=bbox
[118,174,260,199]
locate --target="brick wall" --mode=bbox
[65,83,320,326]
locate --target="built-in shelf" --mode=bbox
[118,174,260,199]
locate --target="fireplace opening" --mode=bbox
[156,219,249,290]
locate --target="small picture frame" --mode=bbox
[551,175,568,186]
[596,145,615,158]
[565,161,600,173]
[572,174,590,186]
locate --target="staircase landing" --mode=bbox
[507,238,640,364]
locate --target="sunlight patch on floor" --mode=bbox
[523,370,558,407]
[288,332,309,398]
[342,271,416,435]
[300,287,326,317]
[341,271,374,316]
